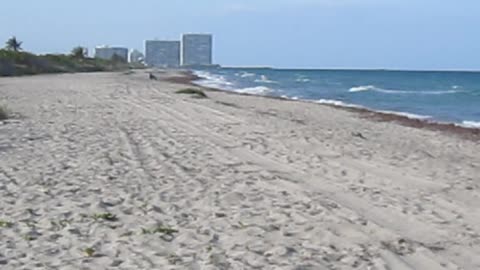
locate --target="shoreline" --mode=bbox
[171,70,480,141]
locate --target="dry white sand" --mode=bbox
[0,70,479,270]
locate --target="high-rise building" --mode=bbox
[94,46,128,61]
[181,34,212,66]
[145,40,180,67]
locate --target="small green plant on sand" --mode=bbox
[23,234,36,241]
[92,213,118,222]
[154,226,179,235]
[175,88,207,98]
[0,106,9,120]
[0,220,13,228]
[142,226,179,235]
[84,247,96,257]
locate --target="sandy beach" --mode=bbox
[0,70,479,269]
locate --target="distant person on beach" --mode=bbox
[149,73,157,80]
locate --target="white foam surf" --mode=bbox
[349,85,462,95]
[461,121,480,128]
[235,86,273,95]
[377,110,432,120]
[314,99,363,108]
[281,95,300,100]
[254,75,277,84]
[194,70,275,96]
[194,71,234,90]
[314,99,432,120]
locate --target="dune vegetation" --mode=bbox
[0,36,141,77]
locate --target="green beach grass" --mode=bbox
[175,88,208,98]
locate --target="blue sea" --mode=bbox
[193,68,480,128]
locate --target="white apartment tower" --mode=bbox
[181,34,213,66]
[145,40,180,67]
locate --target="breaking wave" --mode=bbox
[349,85,377,92]
[193,71,234,90]
[194,70,275,95]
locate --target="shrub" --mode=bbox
[0,220,13,228]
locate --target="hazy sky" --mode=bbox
[1,0,479,69]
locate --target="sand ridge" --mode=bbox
[0,70,479,269]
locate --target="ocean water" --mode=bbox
[193,68,480,128]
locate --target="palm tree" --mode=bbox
[71,46,85,58]
[5,36,22,52]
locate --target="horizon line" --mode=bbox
[219,66,480,73]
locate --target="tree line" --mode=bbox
[4,36,114,61]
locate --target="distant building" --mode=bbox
[129,49,144,63]
[94,46,128,61]
[181,34,213,66]
[145,40,180,67]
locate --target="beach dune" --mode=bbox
[0,71,479,269]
